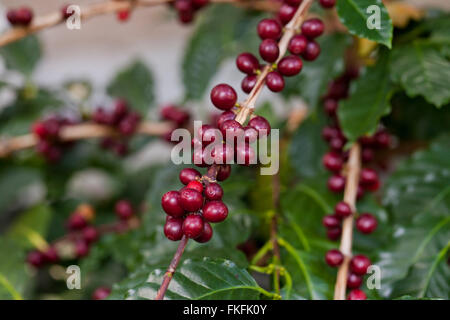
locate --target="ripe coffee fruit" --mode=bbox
[164,217,184,241]
[325,249,344,267]
[236,53,259,74]
[194,222,213,243]
[356,213,377,234]
[202,201,228,223]
[347,289,367,300]
[179,168,201,185]
[335,201,352,218]
[257,18,282,40]
[210,84,237,110]
[161,191,185,217]
[182,214,204,238]
[350,255,371,275]
[204,183,223,200]
[180,187,204,212]
[115,200,134,220]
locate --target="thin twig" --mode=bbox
[333,143,361,300]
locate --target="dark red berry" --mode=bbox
[347,289,367,300]
[202,200,228,223]
[187,180,203,193]
[278,4,296,25]
[75,240,90,258]
[67,213,87,231]
[209,143,234,165]
[374,130,391,148]
[8,7,33,26]
[257,18,282,40]
[285,0,302,6]
[179,168,201,185]
[117,9,130,22]
[327,227,341,241]
[329,136,346,151]
[350,255,371,275]
[115,200,134,220]
[220,119,244,142]
[92,287,111,300]
[192,0,209,9]
[335,201,352,218]
[322,214,341,228]
[301,18,324,39]
[199,124,221,145]
[161,190,185,217]
[322,151,343,172]
[241,75,257,94]
[288,34,308,55]
[360,168,380,191]
[194,221,213,243]
[180,187,204,212]
[217,164,231,181]
[236,53,259,74]
[204,183,223,200]
[324,98,338,116]
[319,0,336,9]
[356,213,377,234]
[278,55,303,77]
[43,247,59,263]
[248,116,271,137]
[322,126,340,142]
[216,111,236,129]
[118,112,141,136]
[325,249,344,267]
[210,84,237,110]
[182,214,204,238]
[192,147,208,168]
[244,126,258,143]
[259,39,279,63]
[164,217,184,241]
[302,40,321,61]
[160,105,190,126]
[361,148,374,163]
[235,143,256,166]
[357,184,365,200]
[328,175,345,193]
[347,273,363,289]
[27,250,45,268]
[266,71,285,92]
[62,5,74,20]
[82,226,99,244]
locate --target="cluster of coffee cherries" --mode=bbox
[171,0,210,24]
[92,99,141,156]
[26,200,136,268]
[32,116,78,163]
[161,166,232,242]
[160,104,191,144]
[320,69,392,300]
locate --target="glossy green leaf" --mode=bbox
[0,35,41,75]
[336,0,393,48]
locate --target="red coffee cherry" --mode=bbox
[361,147,374,163]
[82,227,99,245]
[257,18,282,40]
[164,217,184,241]
[187,180,203,193]
[241,75,257,94]
[324,98,338,116]
[326,226,341,241]
[199,124,221,145]
[350,254,371,275]
[220,119,244,141]
[179,168,201,185]
[160,104,190,126]
[321,126,340,142]
[244,126,258,143]
[259,39,280,63]
[75,239,90,258]
[204,183,223,200]
[248,116,271,138]
[67,213,87,231]
[27,250,45,268]
[288,34,308,55]
[216,111,236,129]
[210,84,237,110]
[329,136,346,151]
[7,7,33,26]
[115,200,134,220]
[356,213,378,234]
[235,143,256,166]
[278,4,296,25]
[118,112,141,136]
[322,151,343,172]
[319,0,336,9]
[216,164,231,181]
[302,40,321,61]
[210,143,234,165]
[335,201,352,218]
[347,289,367,300]
[278,55,303,77]
[92,287,111,300]
[42,246,59,264]
[179,187,204,212]
[266,71,285,92]
[301,18,325,39]
[327,175,345,193]
[347,273,363,289]
[182,214,204,238]
[192,147,208,168]
[360,168,380,191]
[325,249,344,267]
[117,9,130,22]
[161,190,185,217]
[236,53,260,74]
[194,221,213,243]
[203,201,228,223]
[374,130,391,148]
[322,214,341,228]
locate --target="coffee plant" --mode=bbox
[0,0,448,302]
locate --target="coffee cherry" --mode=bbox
[350,254,371,275]
[215,111,235,130]
[301,18,324,39]
[92,287,111,300]
[187,180,203,193]
[361,148,374,163]
[192,0,210,9]
[182,214,204,238]
[360,168,380,191]
[180,187,204,212]
[42,246,59,264]
[210,84,237,110]
[62,5,74,19]
[194,221,213,243]
[322,151,343,172]
[204,183,223,200]
[75,240,90,258]
[82,226,99,244]
[356,213,377,234]
[162,190,185,217]
[259,39,280,63]
[217,164,231,181]
[288,34,308,55]
[325,249,344,267]
[327,226,341,241]
[278,4,296,25]
[327,175,345,193]
[347,273,363,289]
[374,130,391,148]
[175,0,192,13]
[324,98,338,116]
[322,214,341,228]
[321,126,340,142]
[118,112,141,136]
[335,201,352,218]
[302,40,321,61]
[236,53,259,74]
[347,289,367,300]
[202,201,228,223]
[117,9,130,22]
[67,213,87,231]
[319,0,336,9]
[266,71,285,92]
[192,147,208,168]
[235,143,256,166]
[278,55,303,77]
[241,75,257,94]
[327,77,350,99]
[164,217,184,241]
[160,105,190,126]
[220,119,244,141]
[115,200,134,220]
[210,143,234,165]
[257,19,282,40]
[357,185,365,200]
[248,116,271,137]
[7,7,33,26]
[179,168,201,185]
[244,126,258,143]
[27,250,45,268]
[329,136,346,151]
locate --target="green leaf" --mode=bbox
[283,33,349,109]
[0,35,41,75]
[391,42,450,107]
[338,50,394,142]
[0,237,29,300]
[110,258,271,300]
[336,0,393,48]
[107,60,154,113]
